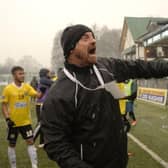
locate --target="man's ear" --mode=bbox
[69,50,73,55]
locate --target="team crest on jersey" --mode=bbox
[18,94,24,100]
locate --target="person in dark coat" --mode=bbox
[41,24,168,168]
[35,68,53,147]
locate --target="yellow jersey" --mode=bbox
[117,83,126,115]
[1,83,37,127]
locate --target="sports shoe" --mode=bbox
[131,120,137,126]
[32,164,38,168]
[128,152,134,157]
[38,144,44,148]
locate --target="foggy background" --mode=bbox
[0,0,168,73]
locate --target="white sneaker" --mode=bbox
[38,144,44,148]
[32,164,38,168]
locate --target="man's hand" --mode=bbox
[6,118,15,128]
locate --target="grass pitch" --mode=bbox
[0,85,168,167]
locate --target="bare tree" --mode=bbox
[51,30,64,72]
[97,27,121,58]
[0,57,16,74]
[17,55,42,73]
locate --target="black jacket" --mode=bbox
[41,57,168,168]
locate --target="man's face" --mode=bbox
[13,70,25,83]
[72,32,97,66]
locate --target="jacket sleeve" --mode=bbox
[41,96,92,168]
[100,58,168,82]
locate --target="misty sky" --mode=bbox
[0,0,168,67]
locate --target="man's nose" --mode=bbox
[90,37,96,44]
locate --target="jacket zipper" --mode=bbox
[80,144,83,160]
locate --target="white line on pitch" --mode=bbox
[128,133,168,168]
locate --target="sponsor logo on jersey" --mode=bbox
[15,102,27,108]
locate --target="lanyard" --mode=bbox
[63,64,125,98]
[63,65,104,91]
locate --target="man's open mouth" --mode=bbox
[89,48,96,54]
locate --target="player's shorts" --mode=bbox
[7,125,33,145]
[126,101,134,112]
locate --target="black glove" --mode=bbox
[39,87,47,94]
[6,118,15,128]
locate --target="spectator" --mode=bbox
[125,79,137,126]
[35,68,53,147]
[41,24,168,168]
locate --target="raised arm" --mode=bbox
[99,58,168,82]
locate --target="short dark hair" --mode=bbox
[11,66,24,75]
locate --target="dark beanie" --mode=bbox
[61,24,94,59]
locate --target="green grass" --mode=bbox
[127,140,163,168]
[127,100,168,168]
[0,102,57,168]
[1,84,168,167]
[0,86,57,168]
